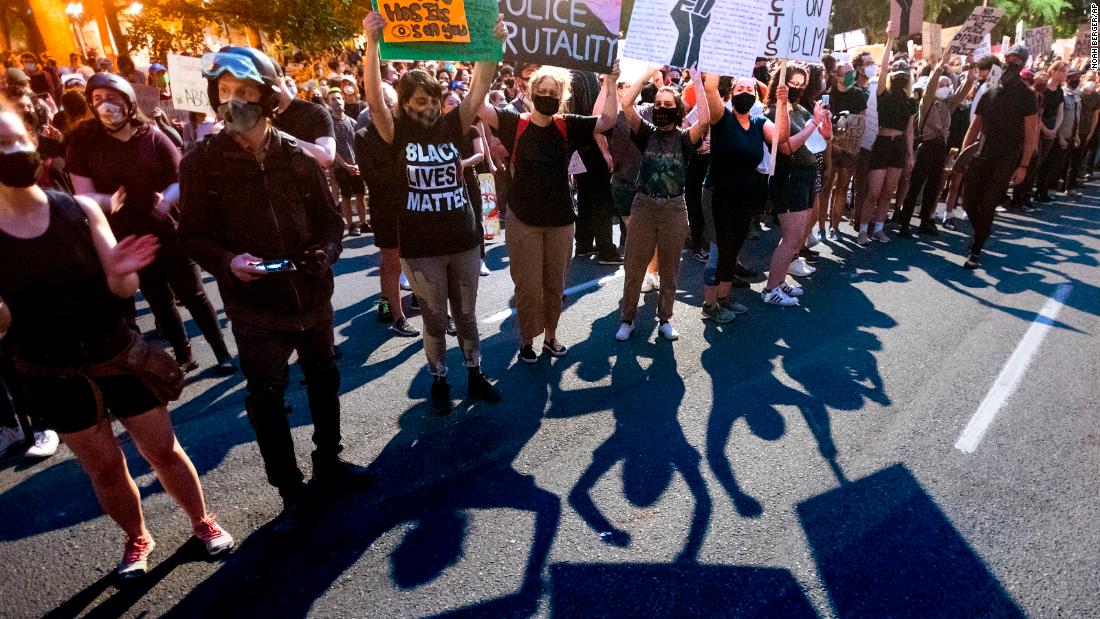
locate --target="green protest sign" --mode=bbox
[372,0,503,62]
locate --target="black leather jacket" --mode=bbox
[178,128,343,332]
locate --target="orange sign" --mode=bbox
[379,0,471,43]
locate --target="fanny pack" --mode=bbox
[16,329,185,417]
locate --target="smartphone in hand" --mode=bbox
[255,259,297,273]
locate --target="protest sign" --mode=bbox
[133,83,162,117]
[1072,23,1090,58]
[922,22,942,56]
[377,0,470,43]
[833,28,866,51]
[167,53,210,113]
[477,172,500,238]
[972,32,991,61]
[759,0,833,63]
[945,6,1004,57]
[1023,26,1053,60]
[832,113,866,156]
[889,0,923,38]
[373,0,501,61]
[622,0,769,78]
[941,25,962,51]
[502,0,621,72]
[1015,20,1024,45]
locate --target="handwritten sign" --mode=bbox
[1072,23,1090,58]
[378,0,470,43]
[889,0,923,38]
[373,0,501,61]
[502,0,621,72]
[622,0,769,78]
[922,22,941,56]
[1023,26,1053,60]
[167,53,210,113]
[133,83,162,117]
[832,112,865,155]
[759,0,834,63]
[945,6,1005,57]
[972,32,991,62]
[833,29,866,51]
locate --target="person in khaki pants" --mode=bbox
[479,64,621,363]
[614,67,710,342]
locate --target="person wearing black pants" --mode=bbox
[685,150,710,258]
[959,46,1037,269]
[574,146,621,263]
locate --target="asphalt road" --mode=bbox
[1,181,1098,618]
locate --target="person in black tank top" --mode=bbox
[0,106,234,579]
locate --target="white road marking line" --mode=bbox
[481,268,625,325]
[955,283,1074,454]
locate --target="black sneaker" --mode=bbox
[390,317,420,337]
[409,294,420,311]
[963,254,981,269]
[691,248,709,263]
[918,220,939,236]
[518,344,538,364]
[597,251,624,265]
[377,297,393,323]
[272,491,313,535]
[542,339,568,357]
[943,218,959,231]
[733,263,758,278]
[361,221,372,233]
[729,274,751,288]
[575,247,596,258]
[446,316,457,336]
[430,379,452,414]
[348,225,361,237]
[311,457,373,490]
[215,359,238,376]
[898,225,914,239]
[467,369,501,403]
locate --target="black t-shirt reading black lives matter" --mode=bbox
[976,78,1038,160]
[274,98,335,144]
[392,107,481,259]
[496,108,597,227]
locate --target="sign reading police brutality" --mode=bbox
[502,0,622,72]
[759,0,833,62]
[167,53,209,113]
[379,0,470,42]
[945,6,1005,57]
[1023,26,1053,60]
[373,0,502,61]
[622,0,769,78]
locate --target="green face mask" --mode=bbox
[843,70,857,88]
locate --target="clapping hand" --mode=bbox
[106,235,159,278]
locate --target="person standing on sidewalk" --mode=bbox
[179,47,371,534]
[959,45,1038,270]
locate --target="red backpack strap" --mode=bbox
[553,115,567,142]
[514,113,532,152]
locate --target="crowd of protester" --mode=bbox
[0,16,1093,578]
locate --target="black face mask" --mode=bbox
[1068,78,1081,89]
[1003,63,1023,82]
[786,87,804,104]
[732,92,756,114]
[652,106,682,127]
[0,150,42,188]
[532,94,560,115]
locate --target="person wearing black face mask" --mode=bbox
[179,46,370,534]
[479,60,621,363]
[66,72,236,377]
[959,46,1038,269]
[1051,68,1082,198]
[821,62,868,240]
[364,12,506,414]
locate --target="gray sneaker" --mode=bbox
[719,298,749,314]
[701,303,737,323]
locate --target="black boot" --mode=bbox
[271,483,312,535]
[431,376,452,415]
[311,452,372,490]
[467,367,501,403]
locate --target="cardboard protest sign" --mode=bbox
[1023,26,1053,60]
[972,32,991,61]
[889,0,923,38]
[502,0,621,72]
[1072,23,1090,58]
[833,29,866,51]
[167,54,210,114]
[133,83,162,117]
[622,0,769,78]
[1015,20,1024,45]
[922,22,942,56]
[758,0,833,62]
[373,0,501,61]
[378,0,470,43]
[945,6,1004,57]
[941,25,962,51]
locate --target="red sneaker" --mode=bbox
[116,536,155,580]
[193,514,235,556]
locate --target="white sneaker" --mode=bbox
[787,258,815,277]
[615,322,634,341]
[761,287,799,306]
[640,271,659,293]
[24,430,58,459]
[479,260,490,277]
[399,272,412,291]
[856,232,872,246]
[779,282,805,297]
[872,230,890,243]
[0,425,24,457]
[658,322,680,341]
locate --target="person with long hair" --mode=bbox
[0,101,233,579]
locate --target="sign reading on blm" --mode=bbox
[379,0,470,42]
[758,0,833,63]
[502,0,622,72]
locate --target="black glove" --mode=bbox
[296,246,331,275]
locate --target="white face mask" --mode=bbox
[936,86,952,100]
[864,65,877,79]
[343,85,355,96]
[95,101,127,128]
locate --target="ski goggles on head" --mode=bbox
[200,52,264,83]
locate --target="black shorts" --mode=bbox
[335,167,365,198]
[832,148,859,170]
[26,373,163,434]
[611,177,638,217]
[371,199,400,249]
[869,135,908,170]
[770,165,816,214]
